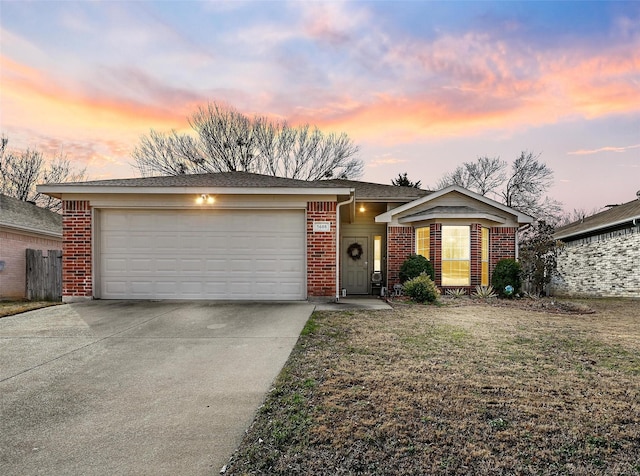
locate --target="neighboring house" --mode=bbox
[553,192,640,298]
[0,194,63,299]
[38,172,532,303]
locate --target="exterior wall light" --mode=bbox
[359,204,366,213]
[196,194,215,205]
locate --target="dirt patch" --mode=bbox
[223,298,640,475]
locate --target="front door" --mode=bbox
[342,236,369,294]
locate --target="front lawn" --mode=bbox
[224,299,640,475]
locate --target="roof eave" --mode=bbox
[554,215,640,240]
[0,222,62,239]
[399,213,507,224]
[37,185,354,199]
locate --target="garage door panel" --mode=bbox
[99,209,306,300]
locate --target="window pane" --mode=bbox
[442,226,470,286]
[482,228,489,260]
[374,235,382,271]
[481,228,489,286]
[481,261,489,287]
[416,227,430,259]
[442,261,470,286]
[442,226,469,260]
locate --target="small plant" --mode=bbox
[445,288,467,298]
[472,285,497,299]
[492,258,522,298]
[399,254,435,283]
[403,273,440,304]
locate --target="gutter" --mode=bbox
[554,215,640,240]
[335,192,355,302]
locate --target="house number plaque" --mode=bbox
[313,221,331,232]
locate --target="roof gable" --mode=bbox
[0,194,62,237]
[375,185,533,225]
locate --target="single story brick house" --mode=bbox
[553,192,640,298]
[0,194,63,300]
[38,172,532,302]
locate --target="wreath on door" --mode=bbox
[346,242,364,261]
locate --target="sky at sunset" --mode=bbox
[1,0,639,214]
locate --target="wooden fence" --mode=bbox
[26,249,62,301]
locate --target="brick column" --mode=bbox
[307,202,337,298]
[470,223,482,287]
[431,223,441,286]
[62,200,92,302]
[387,226,414,289]
[490,227,517,280]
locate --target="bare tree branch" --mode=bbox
[132,102,362,180]
[0,136,87,211]
[434,151,562,221]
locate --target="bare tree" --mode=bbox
[132,102,363,180]
[435,156,506,197]
[435,151,561,220]
[0,135,87,211]
[555,207,603,227]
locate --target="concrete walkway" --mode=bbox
[313,296,393,311]
[0,300,313,475]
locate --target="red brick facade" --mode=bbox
[62,200,92,301]
[415,223,518,293]
[307,201,337,297]
[387,226,415,289]
[490,227,518,272]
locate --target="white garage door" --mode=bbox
[98,209,306,300]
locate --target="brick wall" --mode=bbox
[62,200,92,301]
[490,227,517,273]
[307,202,337,297]
[387,226,415,289]
[430,223,441,286]
[470,223,482,288]
[0,229,62,299]
[553,226,640,297]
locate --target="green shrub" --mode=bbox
[399,254,435,283]
[403,274,440,303]
[492,259,522,298]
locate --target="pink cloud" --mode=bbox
[568,144,640,155]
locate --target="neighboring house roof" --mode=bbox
[375,185,534,225]
[554,195,640,241]
[38,171,429,203]
[0,194,62,238]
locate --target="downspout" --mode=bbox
[335,192,355,302]
[516,224,531,260]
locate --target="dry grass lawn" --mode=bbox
[224,298,640,475]
[0,300,61,318]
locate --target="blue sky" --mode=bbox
[1,0,639,213]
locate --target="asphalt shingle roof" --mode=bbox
[322,178,431,201]
[43,172,431,201]
[554,196,640,240]
[0,194,62,236]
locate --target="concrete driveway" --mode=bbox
[0,300,314,475]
